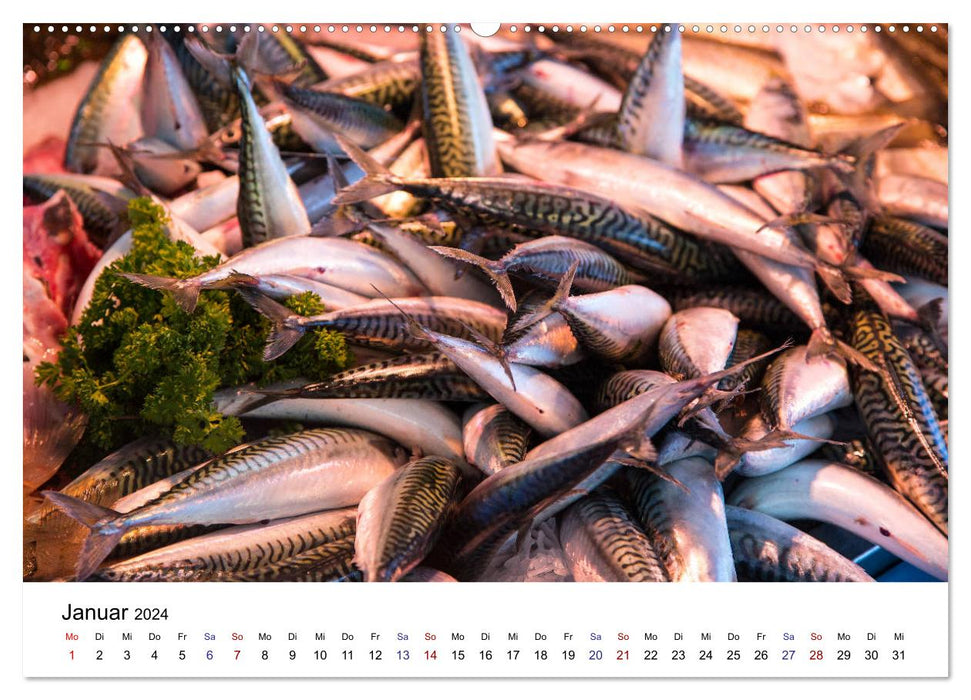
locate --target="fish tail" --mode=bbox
[218,271,261,289]
[234,287,306,361]
[506,260,578,335]
[184,34,236,87]
[41,491,127,581]
[330,135,402,205]
[429,246,516,311]
[814,262,852,304]
[915,298,948,353]
[840,262,906,284]
[715,428,840,479]
[618,433,659,465]
[118,272,202,313]
[678,341,792,406]
[807,327,879,373]
[616,453,688,491]
[839,122,908,209]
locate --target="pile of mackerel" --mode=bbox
[24,23,948,583]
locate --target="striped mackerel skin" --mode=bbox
[848,302,948,534]
[297,352,489,402]
[120,428,404,529]
[319,58,419,111]
[93,508,356,582]
[419,26,500,178]
[235,69,311,247]
[560,491,668,582]
[295,297,506,352]
[626,459,736,582]
[384,176,739,282]
[28,438,211,533]
[463,404,532,476]
[65,34,147,174]
[863,215,948,286]
[356,457,463,582]
[726,506,873,582]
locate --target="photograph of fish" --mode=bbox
[23,22,948,583]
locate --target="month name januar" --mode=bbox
[61,604,128,621]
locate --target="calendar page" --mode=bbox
[19,3,952,688]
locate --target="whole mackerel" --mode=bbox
[120,235,424,313]
[240,292,507,360]
[332,137,741,284]
[729,459,948,580]
[93,508,357,582]
[845,287,948,533]
[44,428,408,581]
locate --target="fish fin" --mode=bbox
[98,140,155,198]
[526,97,606,142]
[713,451,743,480]
[41,491,118,529]
[756,213,851,233]
[838,338,882,374]
[327,153,352,191]
[914,298,948,355]
[315,210,367,237]
[515,488,589,551]
[218,271,261,289]
[619,434,658,466]
[429,246,517,311]
[839,122,908,210]
[117,272,201,313]
[455,318,517,392]
[23,396,86,494]
[807,327,879,373]
[507,260,577,334]
[761,429,844,446]
[917,297,943,328]
[840,261,906,284]
[615,455,687,491]
[330,177,400,206]
[330,135,401,205]
[310,207,368,237]
[234,287,306,361]
[673,341,792,408]
[370,285,435,345]
[451,212,500,276]
[814,262,852,304]
[41,492,126,581]
[714,428,841,478]
[548,259,579,311]
[184,35,235,86]
[678,386,751,425]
